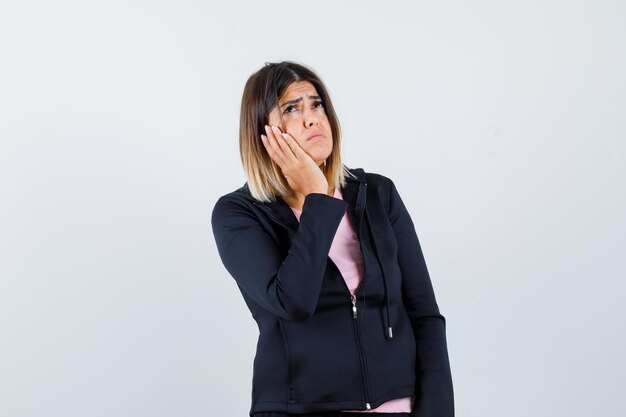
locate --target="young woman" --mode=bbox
[211,61,454,417]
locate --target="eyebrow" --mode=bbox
[279,95,322,109]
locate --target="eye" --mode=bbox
[283,101,324,114]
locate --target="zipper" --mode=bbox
[328,256,372,411]
[328,185,373,411]
[350,291,373,411]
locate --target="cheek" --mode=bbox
[267,115,280,127]
[283,123,299,137]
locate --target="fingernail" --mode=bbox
[261,134,266,141]
[282,133,288,139]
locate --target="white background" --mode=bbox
[1,1,624,416]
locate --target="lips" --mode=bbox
[307,133,323,141]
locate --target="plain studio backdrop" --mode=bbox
[1,1,624,416]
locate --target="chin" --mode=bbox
[303,139,332,160]
[309,149,332,163]
[317,156,333,167]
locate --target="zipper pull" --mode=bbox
[351,294,357,318]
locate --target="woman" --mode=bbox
[211,61,454,417]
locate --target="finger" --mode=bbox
[261,133,286,168]
[263,125,288,166]
[279,132,309,161]
[270,126,298,161]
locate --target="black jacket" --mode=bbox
[211,167,454,416]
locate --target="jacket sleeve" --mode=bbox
[387,179,455,417]
[211,192,349,322]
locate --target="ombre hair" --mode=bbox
[239,61,355,203]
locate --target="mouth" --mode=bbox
[307,133,324,141]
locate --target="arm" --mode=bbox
[211,192,349,321]
[388,179,454,417]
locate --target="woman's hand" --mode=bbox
[261,125,329,196]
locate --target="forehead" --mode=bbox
[281,81,318,99]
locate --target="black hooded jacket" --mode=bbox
[210,167,454,416]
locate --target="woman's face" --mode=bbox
[267,81,333,167]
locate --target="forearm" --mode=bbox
[411,315,454,417]
[212,192,349,321]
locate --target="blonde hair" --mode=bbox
[239,61,355,202]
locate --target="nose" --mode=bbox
[303,108,319,127]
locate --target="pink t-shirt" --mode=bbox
[289,187,414,413]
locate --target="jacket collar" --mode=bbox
[241,167,366,233]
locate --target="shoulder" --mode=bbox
[211,184,257,222]
[350,168,400,213]
[213,185,245,206]
[360,169,397,200]
[347,166,394,188]
[364,171,394,187]
[357,169,413,214]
